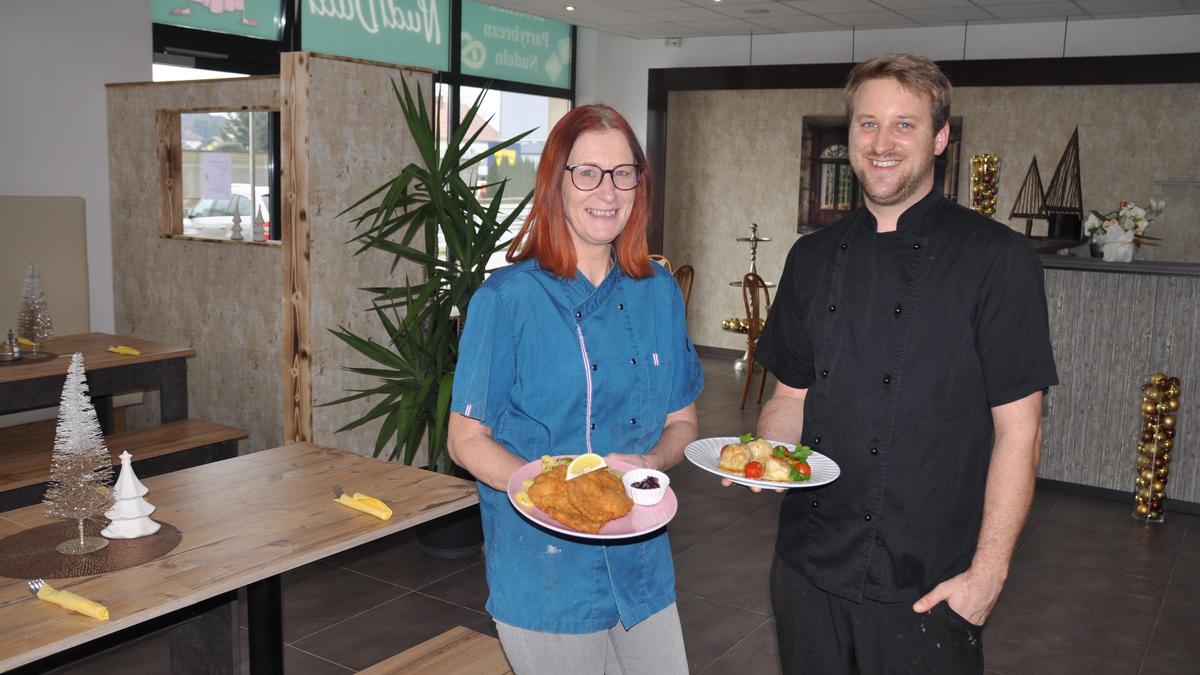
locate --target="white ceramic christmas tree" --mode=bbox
[101,451,161,539]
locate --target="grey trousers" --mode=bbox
[494,603,690,675]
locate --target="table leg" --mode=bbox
[158,358,189,423]
[93,394,115,434]
[169,595,239,674]
[247,575,284,675]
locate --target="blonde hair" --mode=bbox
[845,53,952,130]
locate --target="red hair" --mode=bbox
[507,104,653,279]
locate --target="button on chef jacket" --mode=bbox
[452,258,703,632]
[755,188,1058,603]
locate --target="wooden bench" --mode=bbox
[359,626,512,675]
[0,418,247,511]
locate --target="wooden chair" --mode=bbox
[649,254,673,273]
[672,264,694,315]
[741,272,771,409]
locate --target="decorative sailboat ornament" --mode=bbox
[1010,157,1049,237]
[1043,128,1083,240]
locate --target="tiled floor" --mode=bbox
[54,355,1199,674]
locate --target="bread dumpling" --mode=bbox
[762,456,794,481]
[718,443,751,472]
[746,437,774,463]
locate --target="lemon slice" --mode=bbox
[566,453,607,480]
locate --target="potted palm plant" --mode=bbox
[327,78,532,557]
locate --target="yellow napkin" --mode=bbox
[36,583,109,620]
[107,345,141,356]
[16,337,36,347]
[334,492,392,520]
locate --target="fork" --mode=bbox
[26,578,44,596]
[331,485,344,498]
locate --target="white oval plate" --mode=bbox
[684,437,840,490]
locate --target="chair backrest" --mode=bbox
[742,272,771,340]
[649,254,673,273]
[672,264,694,313]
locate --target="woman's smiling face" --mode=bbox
[561,129,637,258]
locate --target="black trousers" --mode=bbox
[770,555,983,675]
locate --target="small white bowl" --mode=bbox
[622,468,670,506]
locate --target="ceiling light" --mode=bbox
[565,5,575,10]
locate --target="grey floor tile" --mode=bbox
[995,559,1167,642]
[983,605,1145,675]
[279,561,409,642]
[324,529,483,590]
[238,646,353,675]
[1143,596,1200,675]
[698,617,781,675]
[292,593,494,671]
[677,592,772,674]
[1015,495,1186,577]
[415,560,490,613]
[668,488,764,554]
[674,503,779,614]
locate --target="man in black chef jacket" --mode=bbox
[751,53,1058,673]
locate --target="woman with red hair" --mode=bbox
[449,104,702,673]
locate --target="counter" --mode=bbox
[1039,254,1199,509]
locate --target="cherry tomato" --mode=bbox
[792,461,812,478]
[744,461,765,479]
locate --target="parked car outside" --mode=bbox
[184,184,270,240]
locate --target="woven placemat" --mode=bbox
[0,519,181,579]
[0,350,56,366]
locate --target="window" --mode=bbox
[457,86,570,270]
[160,108,280,244]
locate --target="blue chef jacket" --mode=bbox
[451,257,703,633]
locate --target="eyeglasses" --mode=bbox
[564,163,642,191]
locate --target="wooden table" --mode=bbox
[0,333,195,433]
[0,443,479,674]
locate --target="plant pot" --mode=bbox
[415,504,483,559]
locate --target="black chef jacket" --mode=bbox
[755,188,1058,604]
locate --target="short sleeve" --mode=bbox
[451,286,516,428]
[664,280,704,413]
[755,243,816,389]
[975,235,1059,406]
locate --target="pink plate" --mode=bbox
[506,456,678,540]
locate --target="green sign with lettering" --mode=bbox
[152,0,281,41]
[301,0,450,72]
[460,1,572,89]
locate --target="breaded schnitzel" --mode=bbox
[527,464,633,534]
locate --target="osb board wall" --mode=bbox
[665,83,1200,353]
[291,54,431,459]
[1043,268,1198,503]
[107,77,282,452]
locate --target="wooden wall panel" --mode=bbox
[281,53,312,444]
[283,54,432,458]
[1042,269,1200,504]
[107,77,282,453]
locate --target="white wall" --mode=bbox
[0,0,150,334]
[576,14,1200,147]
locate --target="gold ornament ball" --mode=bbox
[1143,387,1163,402]
[1141,468,1155,481]
[1156,466,1169,478]
[1137,454,1152,467]
[1152,480,1167,492]
[1162,451,1171,463]
[1142,401,1158,415]
[1137,487,1152,500]
[1166,398,1179,412]
[1149,373,1167,384]
[1162,414,1176,429]
[1136,503,1150,516]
